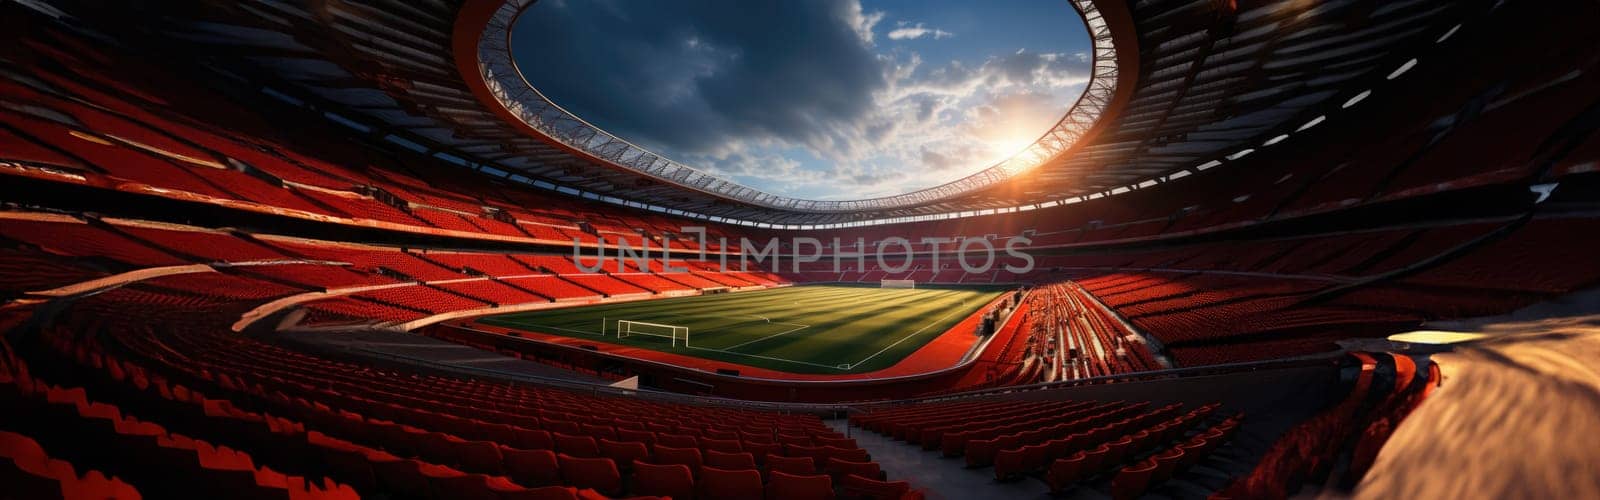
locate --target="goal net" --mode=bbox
[880,279,916,289]
[616,320,690,347]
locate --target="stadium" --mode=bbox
[0,0,1597,499]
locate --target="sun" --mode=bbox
[995,132,1038,159]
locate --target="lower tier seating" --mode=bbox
[850,396,1241,497]
[1213,353,1434,499]
[0,278,921,499]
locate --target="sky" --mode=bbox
[512,0,1092,200]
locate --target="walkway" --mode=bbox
[827,419,1050,500]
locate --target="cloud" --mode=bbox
[844,3,887,45]
[511,0,1090,200]
[514,0,888,156]
[892,49,1092,102]
[887,22,953,41]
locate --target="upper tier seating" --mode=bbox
[1066,216,1600,366]
[5,8,1597,266]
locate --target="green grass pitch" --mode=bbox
[476,284,1007,374]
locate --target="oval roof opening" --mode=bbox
[511,0,1093,201]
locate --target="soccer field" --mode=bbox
[476,284,1006,374]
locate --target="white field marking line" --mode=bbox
[846,296,976,370]
[719,323,814,351]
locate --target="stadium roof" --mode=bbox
[116,0,1473,226]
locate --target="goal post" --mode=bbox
[880,279,916,289]
[615,320,690,347]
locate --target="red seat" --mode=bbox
[705,450,758,471]
[964,436,1004,465]
[1128,429,1155,450]
[503,448,561,487]
[1155,420,1181,439]
[598,439,650,469]
[702,437,742,453]
[581,424,617,441]
[1104,435,1135,464]
[823,457,883,481]
[480,423,518,442]
[988,442,1024,471]
[1046,451,1087,493]
[554,433,599,458]
[426,473,502,500]
[1151,447,1185,482]
[744,442,780,463]
[994,442,1049,480]
[0,430,141,500]
[814,437,857,449]
[418,432,462,467]
[703,429,739,441]
[839,474,912,500]
[777,434,811,447]
[543,420,580,435]
[822,446,869,463]
[1178,439,1208,468]
[617,429,655,446]
[766,470,833,500]
[698,466,763,500]
[516,429,554,450]
[766,454,817,475]
[1081,443,1112,475]
[321,448,379,493]
[647,423,675,434]
[631,461,694,500]
[615,421,646,431]
[785,443,822,457]
[375,423,422,457]
[1110,459,1157,500]
[371,458,432,494]
[657,433,698,449]
[507,485,580,500]
[557,454,621,496]
[652,444,703,474]
[457,440,504,475]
